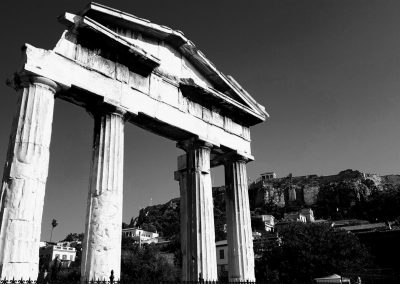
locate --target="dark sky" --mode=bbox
[1,0,400,242]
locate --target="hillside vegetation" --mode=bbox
[129,170,400,240]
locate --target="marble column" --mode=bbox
[225,155,255,282]
[81,107,125,281]
[177,139,218,281]
[174,154,189,281]
[0,76,57,279]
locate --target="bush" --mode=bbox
[121,243,180,281]
[256,222,372,283]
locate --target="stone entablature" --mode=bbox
[50,4,267,160]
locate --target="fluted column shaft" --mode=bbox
[174,156,189,281]
[225,158,255,282]
[0,76,57,279]
[81,109,124,281]
[177,139,218,281]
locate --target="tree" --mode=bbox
[50,219,58,242]
[135,199,180,238]
[316,181,400,222]
[62,233,84,242]
[363,184,400,222]
[315,179,374,220]
[121,243,179,281]
[129,217,137,228]
[213,187,227,241]
[255,222,372,283]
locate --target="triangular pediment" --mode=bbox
[60,2,268,124]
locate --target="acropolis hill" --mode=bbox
[248,169,400,211]
[133,169,400,239]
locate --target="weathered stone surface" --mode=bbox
[0,76,57,279]
[81,109,124,281]
[303,185,319,206]
[249,170,398,210]
[176,140,218,281]
[174,156,189,281]
[3,3,268,279]
[225,158,255,282]
[288,187,297,202]
[24,44,253,155]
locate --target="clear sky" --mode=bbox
[0,0,399,242]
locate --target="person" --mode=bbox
[50,255,61,281]
[355,276,362,284]
[109,270,115,284]
[43,269,50,284]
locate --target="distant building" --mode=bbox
[252,214,275,232]
[284,211,307,223]
[300,208,315,222]
[282,208,315,223]
[260,172,277,181]
[39,244,76,268]
[332,219,391,234]
[57,240,82,248]
[249,169,397,210]
[332,219,369,228]
[275,209,316,231]
[252,231,262,239]
[122,227,159,244]
[339,222,388,233]
[216,233,281,279]
[216,240,228,279]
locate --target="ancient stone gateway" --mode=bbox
[0,2,267,282]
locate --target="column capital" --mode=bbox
[86,102,128,120]
[213,151,254,166]
[7,74,59,93]
[176,137,213,152]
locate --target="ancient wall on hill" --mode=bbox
[248,170,400,210]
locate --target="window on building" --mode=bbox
[62,255,67,260]
[55,254,60,259]
[218,264,226,272]
[219,249,224,259]
[70,255,74,261]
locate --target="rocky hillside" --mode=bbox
[128,198,180,238]
[249,169,400,220]
[131,188,227,240]
[130,169,400,239]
